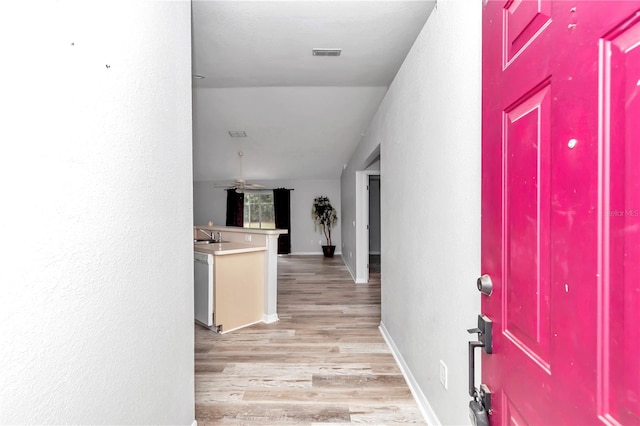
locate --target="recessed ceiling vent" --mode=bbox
[228,131,247,137]
[312,48,342,57]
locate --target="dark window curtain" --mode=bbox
[225,189,244,227]
[273,188,291,254]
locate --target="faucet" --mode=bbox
[196,228,214,241]
[194,228,222,243]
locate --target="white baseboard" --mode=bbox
[341,255,368,284]
[262,313,279,324]
[343,255,357,281]
[379,321,441,426]
[220,319,263,334]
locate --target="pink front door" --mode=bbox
[482,1,640,424]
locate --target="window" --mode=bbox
[243,191,275,229]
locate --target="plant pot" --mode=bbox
[322,245,336,258]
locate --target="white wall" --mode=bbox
[194,178,341,254]
[191,86,388,182]
[0,2,194,424]
[341,1,481,424]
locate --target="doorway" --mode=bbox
[355,169,380,283]
[368,175,381,275]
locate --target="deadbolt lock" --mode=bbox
[476,274,493,296]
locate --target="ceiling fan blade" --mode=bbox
[244,182,265,189]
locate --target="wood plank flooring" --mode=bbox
[195,255,425,425]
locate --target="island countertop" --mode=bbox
[194,242,267,256]
[193,224,283,325]
[194,225,288,236]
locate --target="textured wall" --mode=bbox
[0,1,194,424]
[194,178,341,254]
[341,1,481,424]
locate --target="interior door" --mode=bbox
[481,1,640,424]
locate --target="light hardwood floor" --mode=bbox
[195,255,426,425]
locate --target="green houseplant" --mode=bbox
[311,195,338,257]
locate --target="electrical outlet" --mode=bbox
[245,235,252,242]
[439,360,448,390]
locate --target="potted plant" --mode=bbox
[311,195,338,257]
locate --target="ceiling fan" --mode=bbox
[214,151,265,193]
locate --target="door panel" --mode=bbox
[504,83,552,370]
[482,1,554,423]
[600,11,640,425]
[482,1,640,424]
[504,0,552,67]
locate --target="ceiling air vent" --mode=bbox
[312,48,342,57]
[228,131,247,137]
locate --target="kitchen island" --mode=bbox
[194,225,288,325]
[194,241,266,333]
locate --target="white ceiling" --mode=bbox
[191,1,436,182]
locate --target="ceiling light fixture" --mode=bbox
[228,131,247,137]
[312,48,342,57]
[192,74,205,79]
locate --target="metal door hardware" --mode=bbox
[469,399,489,426]
[468,339,485,397]
[467,314,492,354]
[469,384,492,426]
[467,315,493,423]
[477,274,493,295]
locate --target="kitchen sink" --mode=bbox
[194,239,228,244]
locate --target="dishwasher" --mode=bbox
[194,251,214,327]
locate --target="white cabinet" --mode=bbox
[194,252,214,327]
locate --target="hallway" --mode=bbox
[195,255,424,424]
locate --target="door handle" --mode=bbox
[467,315,493,422]
[467,314,492,354]
[467,315,493,396]
[468,340,485,397]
